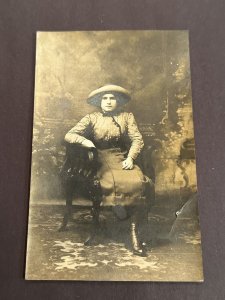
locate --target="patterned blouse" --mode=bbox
[65,111,144,160]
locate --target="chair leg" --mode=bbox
[84,206,101,245]
[144,176,155,211]
[84,178,102,245]
[58,194,72,232]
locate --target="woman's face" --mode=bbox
[101,93,117,112]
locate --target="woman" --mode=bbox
[65,84,149,256]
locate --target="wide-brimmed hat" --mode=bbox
[87,84,131,107]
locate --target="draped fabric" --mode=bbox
[97,148,146,206]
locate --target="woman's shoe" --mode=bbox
[130,222,147,257]
[84,231,100,246]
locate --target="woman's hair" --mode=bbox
[88,91,130,107]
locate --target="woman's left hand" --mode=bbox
[122,157,134,170]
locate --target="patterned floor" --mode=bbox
[25,205,203,281]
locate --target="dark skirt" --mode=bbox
[97,148,146,206]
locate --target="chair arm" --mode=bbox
[60,142,98,181]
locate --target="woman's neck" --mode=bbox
[101,108,122,117]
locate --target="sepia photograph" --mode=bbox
[25,30,203,281]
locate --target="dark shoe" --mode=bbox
[112,205,128,220]
[58,225,69,232]
[84,232,100,246]
[131,222,147,257]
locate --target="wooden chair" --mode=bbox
[58,140,156,235]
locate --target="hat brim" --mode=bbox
[87,91,131,107]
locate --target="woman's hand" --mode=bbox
[81,139,96,148]
[122,157,134,170]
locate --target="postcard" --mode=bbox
[25,30,203,281]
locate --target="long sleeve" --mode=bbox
[65,114,92,144]
[126,113,144,160]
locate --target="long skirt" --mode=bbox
[97,148,147,206]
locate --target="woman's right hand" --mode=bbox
[81,139,96,148]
